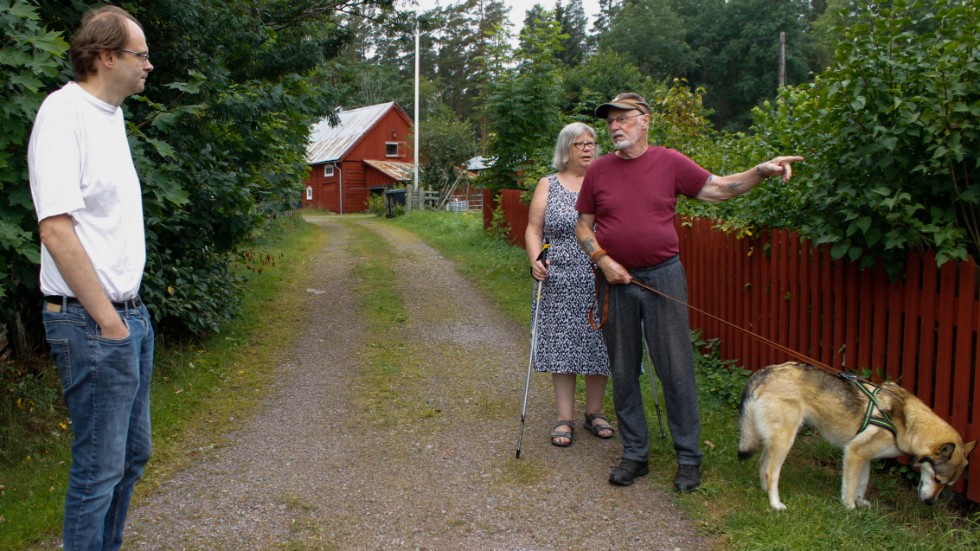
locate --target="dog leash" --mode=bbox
[634,276,837,372]
[594,269,900,436]
[590,269,835,372]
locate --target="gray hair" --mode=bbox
[552,122,599,171]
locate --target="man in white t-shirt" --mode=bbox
[28,6,155,550]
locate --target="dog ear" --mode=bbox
[935,443,955,462]
[964,441,978,458]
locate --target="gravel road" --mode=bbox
[124,214,715,550]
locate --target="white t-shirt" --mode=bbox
[28,82,146,302]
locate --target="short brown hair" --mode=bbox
[69,6,142,80]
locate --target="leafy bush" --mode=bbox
[0,1,372,345]
[0,0,68,327]
[367,193,387,217]
[755,0,978,275]
[692,330,752,410]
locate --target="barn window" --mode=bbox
[306,186,313,200]
[324,164,335,177]
[385,142,399,157]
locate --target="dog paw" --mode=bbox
[855,498,870,508]
[770,500,787,511]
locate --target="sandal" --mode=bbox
[551,420,574,447]
[585,412,616,439]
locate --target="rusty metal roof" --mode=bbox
[306,102,395,164]
[363,160,415,181]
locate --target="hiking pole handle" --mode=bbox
[532,239,550,274]
[537,239,550,263]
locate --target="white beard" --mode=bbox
[613,136,637,150]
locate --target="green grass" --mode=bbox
[0,214,324,549]
[392,209,980,550]
[344,222,430,428]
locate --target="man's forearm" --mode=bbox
[575,213,600,255]
[39,215,127,335]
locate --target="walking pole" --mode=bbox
[516,239,550,459]
[643,344,667,438]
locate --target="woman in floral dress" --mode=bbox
[526,122,613,447]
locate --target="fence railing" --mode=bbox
[486,189,980,503]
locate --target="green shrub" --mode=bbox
[692,330,752,410]
[367,193,387,217]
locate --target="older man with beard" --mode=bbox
[575,92,803,491]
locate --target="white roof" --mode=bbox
[466,156,491,171]
[306,102,395,164]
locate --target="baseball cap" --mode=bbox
[595,92,652,118]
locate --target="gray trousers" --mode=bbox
[602,255,703,466]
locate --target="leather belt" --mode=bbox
[46,295,143,311]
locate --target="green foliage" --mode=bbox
[599,0,694,81]
[480,12,565,192]
[555,0,589,67]
[487,204,511,241]
[0,1,387,343]
[418,110,478,190]
[366,193,387,217]
[0,0,68,320]
[752,0,979,275]
[561,50,662,123]
[692,330,751,410]
[667,1,978,277]
[678,0,821,130]
[417,0,511,133]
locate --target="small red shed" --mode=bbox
[304,102,415,213]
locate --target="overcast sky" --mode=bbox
[403,0,601,34]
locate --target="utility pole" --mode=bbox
[414,19,420,191]
[779,31,786,88]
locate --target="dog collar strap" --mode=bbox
[855,382,898,437]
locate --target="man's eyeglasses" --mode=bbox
[572,141,597,151]
[119,49,150,64]
[606,113,644,126]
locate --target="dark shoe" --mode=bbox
[674,464,701,493]
[584,412,616,439]
[550,420,574,447]
[609,458,649,486]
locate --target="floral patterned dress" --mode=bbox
[531,174,610,375]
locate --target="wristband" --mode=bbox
[590,248,607,263]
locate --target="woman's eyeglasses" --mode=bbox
[572,141,597,151]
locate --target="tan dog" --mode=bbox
[738,362,976,510]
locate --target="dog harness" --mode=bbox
[839,372,898,436]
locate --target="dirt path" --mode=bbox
[125,215,714,550]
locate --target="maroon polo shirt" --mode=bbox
[576,146,710,269]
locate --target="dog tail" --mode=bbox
[737,375,761,461]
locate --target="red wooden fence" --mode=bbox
[488,191,980,503]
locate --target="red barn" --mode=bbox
[303,102,415,213]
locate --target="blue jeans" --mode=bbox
[42,299,154,551]
[602,256,703,466]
